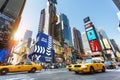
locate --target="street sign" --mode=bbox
[28,32,54,62]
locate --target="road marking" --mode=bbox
[39,70,67,74]
[106,69,120,72]
[4,77,35,80]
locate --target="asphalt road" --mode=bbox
[0,68,120,80]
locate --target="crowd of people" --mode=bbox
[41,63,65,70]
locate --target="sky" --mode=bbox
[17,0,120,46]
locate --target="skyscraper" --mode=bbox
[81,32,91,53]
[0,0,26,62]
[112,0,120,10]
[0,0,26,19]
[98,28,116,59]
[73,27,84,54]
[112,0,120,31]
[23,30,32,48]
[23,30,32,41]
[54,14,64,45]
[44,0,57,36]
[110,39,120,53]
[38,9,45,33]
[117,11,120,31]
[0,0,26,49]
[60,13,72,47]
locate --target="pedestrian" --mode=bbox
[44,63,48,71]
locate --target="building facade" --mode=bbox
[73,27,84,54]
[112,0,120,11]
[23,30,32,48]
[38,9,45,33]
[110,39,120,53]
[59,13,72,47]
[0,0,26,49]
[82,27,116,60]
[112,0,120,31]
[44,0,57,37]
[23,30,32,41]
[81,32,91,53]
[97,28,116,60]
[0,0,26,63]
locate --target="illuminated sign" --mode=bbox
[28,32,54,62]
[84,22,93,29]
[103,39,111,49]
[0,49,8,62]
[89,40,101,52]
[84,17,102,52]
[86,29,96,41]
[0,13,14,49]
[83,17,90,23]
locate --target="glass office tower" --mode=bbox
[60,13,72,47]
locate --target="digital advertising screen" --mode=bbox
[0,13,14,49]
[89,40,101,52]
[103,39,111,49]
[86,29,97,41]
[84,22,93,29]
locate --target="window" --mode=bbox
[26,62,32,65]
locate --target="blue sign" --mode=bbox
[28,32,54,62]
[0,49,9,62]
[86,29,97,41]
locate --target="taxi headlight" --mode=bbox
[81,65,87,69]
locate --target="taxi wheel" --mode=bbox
[102,66,106,72]
[69,69,71,71]
[0,69,8,75]
[31,68,36,73]
[90,67,94,74]
[75,71,79,74]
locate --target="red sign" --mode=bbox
[85,22,93,29]
[89,40,101,52]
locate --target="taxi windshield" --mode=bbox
[82,59,92,63]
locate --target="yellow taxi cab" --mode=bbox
[0,61,42,75]
[66,64,75,71]
[74,58,106,74]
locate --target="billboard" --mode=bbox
[89,40,101,52]
[0,49,8,62]
[83,16,90,23]
[84,22,93,29]
[86,29,97,41]
[103,39,111,49]
[28,32,54,62]
[0,13,14,49]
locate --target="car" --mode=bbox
[0,61,42,75]
[66,64,76,71]
[73,58,106,74]
[104,61,116,69]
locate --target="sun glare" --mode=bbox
[14,29,25,40]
